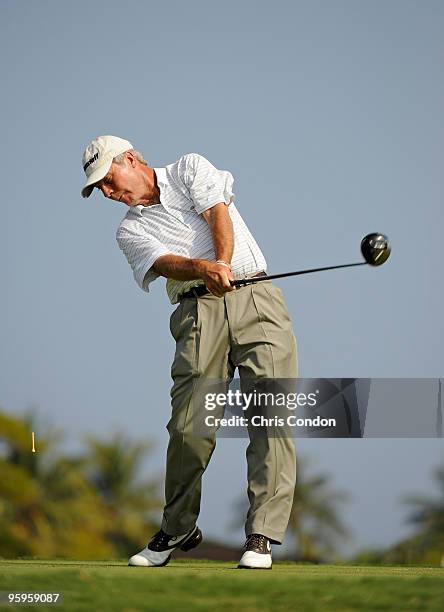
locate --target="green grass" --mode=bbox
[1,559,443,611]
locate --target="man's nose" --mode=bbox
[101,184,113,198]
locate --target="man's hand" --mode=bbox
[152,255,234,297]
[200,261,235,298]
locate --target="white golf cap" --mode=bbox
[81,135,133,198]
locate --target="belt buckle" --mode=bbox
[191,284,208,298]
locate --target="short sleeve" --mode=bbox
[116,226,170,292]
[182,153,235,214]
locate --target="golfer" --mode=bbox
[81,135,298,569]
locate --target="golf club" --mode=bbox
[231,233,391,287]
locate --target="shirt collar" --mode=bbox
[154,166,167,185]
[132,167,167,216]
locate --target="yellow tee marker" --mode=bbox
[31,431,36,453]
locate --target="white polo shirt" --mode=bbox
[116,153,267,304]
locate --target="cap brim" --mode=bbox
[81,159,113,198]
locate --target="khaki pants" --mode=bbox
[160,281,298,544]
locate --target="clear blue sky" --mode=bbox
[1,0,443,557]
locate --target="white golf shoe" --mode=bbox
[238,533,273,569]
[128,525,202,567]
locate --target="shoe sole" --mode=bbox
[129,526,203,568]
[237,565,272,570]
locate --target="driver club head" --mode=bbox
[361,233,391,266]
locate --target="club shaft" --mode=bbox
[231,262,367,287]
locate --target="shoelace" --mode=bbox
[245,533,268,551]
[149,529,170,550]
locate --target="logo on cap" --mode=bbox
[83,152,99,172]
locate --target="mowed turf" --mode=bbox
[1,559,443,612]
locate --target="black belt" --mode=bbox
[179,271,267,300]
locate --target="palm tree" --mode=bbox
[404,463,444,537]
[82,433,163,556]
[0,408,113,559]
[287,454,351,562]
[400,458,444,565]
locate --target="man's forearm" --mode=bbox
[211,212,234,265]
[152,254,234,298]
[152,255,210,281]
[202,203,234,265]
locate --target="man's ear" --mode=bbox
[125,151,137,167]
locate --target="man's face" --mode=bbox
[95,153,148,206]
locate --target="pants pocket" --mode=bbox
[169,302,184,340]
[170,299,201,381]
